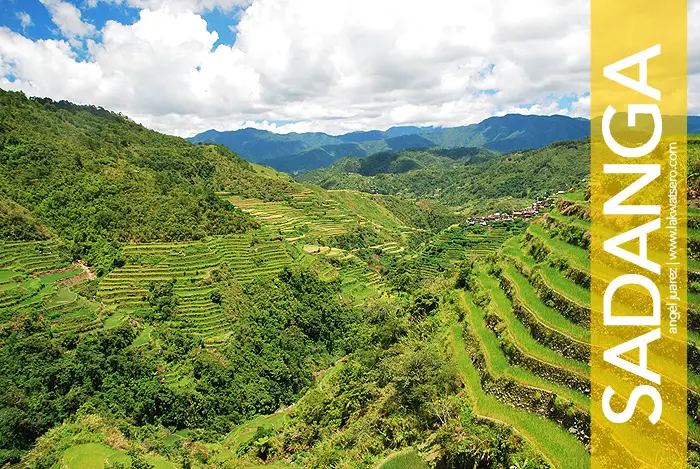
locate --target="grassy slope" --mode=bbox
[57,443,176,469]
[528,224,589,270]
[377,449,428,469]
[504,236,591,307]
[476,273,590,376]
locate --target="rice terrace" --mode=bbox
[0,3,699,467]
[1,89,700,468]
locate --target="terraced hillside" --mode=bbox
[1,182,456,352]
[5,88,700,469]
[301,245,383,302]
[98,231,299,345]
[435,188,700,469]
[7,181,700,469]
[445,244,592,468]
[2,181,457,354]
[227,187,414,242]
[0,241,104,339]
[1,90,612,469]
[431,223,524,259]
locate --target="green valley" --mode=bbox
[3,89,700,469]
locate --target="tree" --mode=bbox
[409,291,439,318]
[454,261,474,289]
[147,280,177,321]
[128,449,154,469]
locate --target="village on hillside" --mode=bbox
[466,190,571,226]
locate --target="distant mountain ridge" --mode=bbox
[188,114,589,173]
[189,115,700,174]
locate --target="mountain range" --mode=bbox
[189,115,700,174]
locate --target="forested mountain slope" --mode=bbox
[0,90,306,267]
[299,139,589,214]
[191,116,700,175]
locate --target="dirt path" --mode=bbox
[56,260,96,287]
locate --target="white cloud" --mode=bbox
[40,0,96,45]
[87,0,252,13]
[570,95,590,118]
[497,100,571,118]
[0,0,697,136]
[16,12,32,31]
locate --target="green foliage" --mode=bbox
[0,325,140,459]
[146,280,178,321]
[237,426,278,460]
[323,224,384,251]
[378,197,463,231]
[0,90,304,263]
[454,261,474,290]
[128,449,155,469]
[299,139,590,212]
[548,222,589,249]
[0,199,51,241]
[434,413,549,469]
[343,147,496,177]
[280,299,460,467]
[386,254,444,293]
[0,266,360,464]
[210,290,222,304]
[391,271,421,293]
[408,291,440,318]
[381,340,458,412]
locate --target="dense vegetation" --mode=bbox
[0,267,359,465]
[0,199,51,241]
[0,90,302,266]
[325,147,497,177]
[299,140,590,214]
[4,90,700,469]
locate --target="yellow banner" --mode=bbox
[591,1,687,468]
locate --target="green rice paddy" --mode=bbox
[528,223,589,270]
[476,273,590,376]
[56,443,176,469]
[377,449,428,469]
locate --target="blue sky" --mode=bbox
[0,0,242,50]
[0,0,598,136]
[1,0,137,41]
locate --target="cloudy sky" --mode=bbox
[0,0,697,137]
